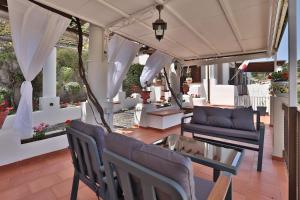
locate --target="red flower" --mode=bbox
[65,120,72,126]
[267,74,272,79]
[282,72,288,80]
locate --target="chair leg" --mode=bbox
[71,172,80,200]
[257,131,265,172]
[181,127,184,136]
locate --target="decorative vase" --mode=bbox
[186,77,193,85]
[271,81,288,97]
[141,91,151,104]
[182,83,189,94]
[0,109,9,129]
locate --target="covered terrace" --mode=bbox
[0,0,298,199]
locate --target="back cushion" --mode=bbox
[192,106,234,129]
[191,106,208,124]
[70,120,106,156]
[104,132,144,160]
[132,144,196,200]
[232,107,256,131]
[206,107,233,128]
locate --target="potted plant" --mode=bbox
[182,81,189,94]
[33,122,49,140]
[140,81,151,104]
[0,100,13,129]
[268,68,288,97]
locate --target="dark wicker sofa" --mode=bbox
[181,106,265,171]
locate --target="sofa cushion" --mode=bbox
[132,144,196,200]
[206,107,233,118]
[194,177,214,200]
[192,106,235,129]
[70,120,106,156]
[191,106,208,124]
[232,107,256,131]
[182,123,259,141]
[207,116,233,129]
[104,132,144,160]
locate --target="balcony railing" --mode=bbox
[235,96,270,113]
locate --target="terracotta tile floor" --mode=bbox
[0,116,288,200]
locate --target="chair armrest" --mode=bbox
[253,110,260,131]
[207,172,232,200]
[259,122,265,137]
[181,114,193,124]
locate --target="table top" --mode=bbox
[147,109,183,116]
[153,134,244,174]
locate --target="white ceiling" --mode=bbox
[35,0,285,63]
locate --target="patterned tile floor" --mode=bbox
[0,116,288,200]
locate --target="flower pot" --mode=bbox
[271,81,288,97]
[0,109,9,129]
[140,91,151,104]
[182,83,189,94]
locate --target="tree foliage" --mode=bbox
[122,63,144,96]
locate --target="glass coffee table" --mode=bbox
[153,134,244,182]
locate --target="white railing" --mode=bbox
[235,96,270,113]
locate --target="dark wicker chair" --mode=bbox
[66,121,108,200]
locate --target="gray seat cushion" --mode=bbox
[194,177,214,200]
[232,107,256,131]
[132,144,196,200]
[70,120,106,156]
[182,123,259,141]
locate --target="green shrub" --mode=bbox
[64,82,81,95]
[122,63,144,97]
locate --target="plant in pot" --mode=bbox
[268,68,288,97]
[182,81,189,94]
[33,122,49,140]
[140,81,151,104]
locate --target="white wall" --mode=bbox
[210,84,237,106]
[0,107,81,166]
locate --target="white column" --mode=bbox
[85,24,111,126]
[288,0,297,107]
[39,47,60,110]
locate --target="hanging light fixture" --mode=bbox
[152,5,167,41]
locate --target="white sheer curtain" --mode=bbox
[140,50,173,87]
[8,0,70,138]
[107,35,141,99]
